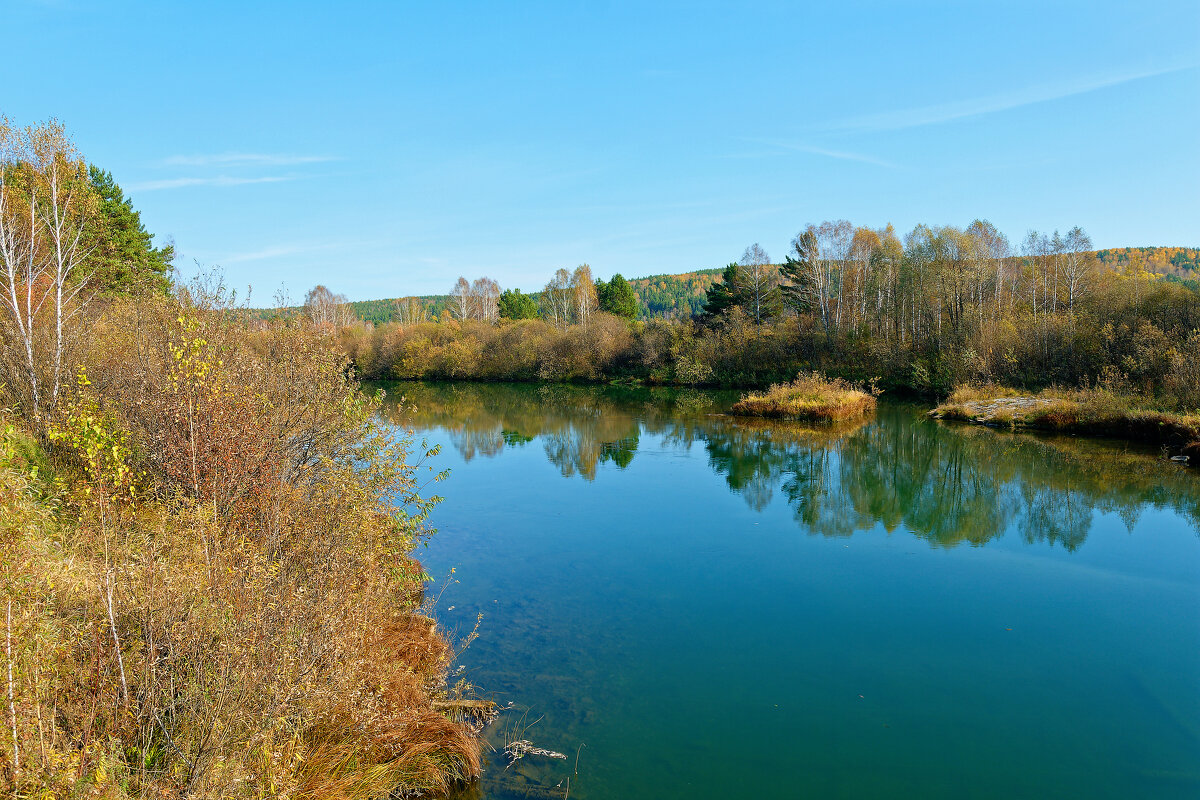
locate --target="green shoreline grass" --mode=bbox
[931,385,1200,464]
[730,373,877,422]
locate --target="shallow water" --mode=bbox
[377,381,1200,800]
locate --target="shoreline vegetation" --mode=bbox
[327,231,1200,445]
[0,293,489,798]
[730,373,877,421]
[931,385,1200,463]
[0,120,483,799]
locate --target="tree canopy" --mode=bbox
[86,166,174,296]
[701,263,748,320]
[498,288,539,319]
[596,273,639,318]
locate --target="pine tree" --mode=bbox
[700,263,747,321]
[596,273,640,318]
[86,166,174,296]
[498,288,539,319]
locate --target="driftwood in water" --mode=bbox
[433,699,497,712]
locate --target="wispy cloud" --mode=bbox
[128,175,292,192]
[215,241,357,265]
[219,244,313,264]
[828,63,1194,132]
[737,138,897,168]
[162,153,339,167]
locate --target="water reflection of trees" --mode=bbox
[375,382,728,480]
[376,381,1200,549]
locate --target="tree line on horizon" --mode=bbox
[297,265,643,328]
[291,240,1199,328]
[332,218,1200,406]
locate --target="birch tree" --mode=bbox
[781,222,851,333]
[570,264,597,326]
[848,226,881,328]
[542,268,573,327]
[0,118,97,419]
[814,221,853,332]
[394,296,429,325]
[737,243,778,323]
[470,276,500,322]
[1059,226,1095,313]
[303,284,351,328]
[966,219,1010,322]
[449,276,471,320]
[780,232,820,322]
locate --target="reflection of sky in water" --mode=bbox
[377,381,1200,800]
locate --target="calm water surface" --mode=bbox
[377,382,1200,800]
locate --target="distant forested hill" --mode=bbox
[340,268,739,322]
[628,267,726,319]
[349,295,450,324]
[1095,247,1200,278]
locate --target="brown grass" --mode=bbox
[0,293,485,799]
[933,384,1200,461]
[730,372,877,421]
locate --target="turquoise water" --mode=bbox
[378,382,1200,800]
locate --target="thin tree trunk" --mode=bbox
[6,600,18,780]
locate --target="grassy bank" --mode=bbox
[730,373,877,421]
[931,385,1200,463]
[0,295,484,799]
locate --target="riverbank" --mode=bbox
[931,386,1200,464]
[0,298,484,799]
[730,373,877,421]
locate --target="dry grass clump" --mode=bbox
[933,383,1200,461]
[730,372,877,421]
[0,291,484,798]
[944,383,1027,404]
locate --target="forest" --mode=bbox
[326,227,1200,415]
[298,245,1199,326]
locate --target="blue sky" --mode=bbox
[4,0,1197,300]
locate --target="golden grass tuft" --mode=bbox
[933,384,1200,461]
[730,372,877,421]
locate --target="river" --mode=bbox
[377,381,1200,800]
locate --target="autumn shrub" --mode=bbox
[1165,330,1200,410]
[1,294,483,799]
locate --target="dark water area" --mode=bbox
[375,381,1200,800]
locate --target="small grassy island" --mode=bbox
[931,385,1200,464]
[730,373,877,422]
